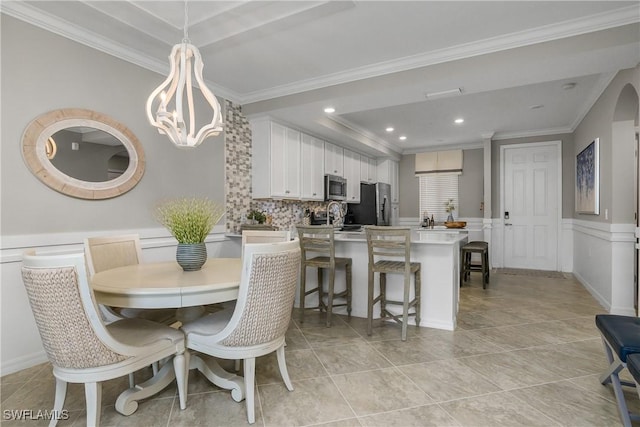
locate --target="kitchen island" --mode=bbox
[296,228,468,331]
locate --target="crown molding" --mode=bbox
[491,127,574,141]
[0,1,242,104]
[3,2,636,105]
[402,142,484,155]
[323,115,402,155]
[569,71,618,131]
[239,5,640,103]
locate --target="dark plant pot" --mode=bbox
[176,243,207,271]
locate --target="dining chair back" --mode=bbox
[84,234,142,277]
[181,240,301,424]
[21,249,187,427]
[84,234,175,325]
[241,229,290,259]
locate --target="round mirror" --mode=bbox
[22,108,145,199]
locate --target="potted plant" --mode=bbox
[445,198,456,222]
[155,197,225,271]
[247,209,266,224]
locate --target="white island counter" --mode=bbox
[295,228,468,331]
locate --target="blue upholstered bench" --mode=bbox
[628,353,640,388]
[595,314,640,427]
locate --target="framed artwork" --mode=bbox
[575,138,599,215]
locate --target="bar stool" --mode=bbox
[460,241,490,289]
[296,225,352,327]
[365,226,421,341]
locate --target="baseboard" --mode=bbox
[1,351,48,376]
[420,318,455,331]
[572,270,610,312]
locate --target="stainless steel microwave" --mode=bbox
[325,174,347,201]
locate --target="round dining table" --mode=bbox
[91,258,245,416]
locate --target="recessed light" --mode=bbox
[454,118,464,124]
[530,104,544,110]
[385,127,394,132]
[323,107,335,113]
[399,135,407,141]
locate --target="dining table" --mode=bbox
[91,257,244,416]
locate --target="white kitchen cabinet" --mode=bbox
[360,156,377,183]
[251,120,300,199]
[301,133,325,201]
[377,159,399,203]
[324,142,344,177]
[343,149,361,203]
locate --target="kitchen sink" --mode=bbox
[340,225,362,232]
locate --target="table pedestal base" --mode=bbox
[190,353,245,402]
[115,360,177,415]
[114,352,245,416]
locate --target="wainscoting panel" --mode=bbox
[571,220,635,315]
[0,227,234,375]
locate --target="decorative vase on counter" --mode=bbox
[446,213,454,222]
[176,242,207,271]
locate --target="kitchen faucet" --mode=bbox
[326,200,343,226]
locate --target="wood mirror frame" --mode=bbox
[22,108,145,200]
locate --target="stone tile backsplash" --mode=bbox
[224,102,329,232]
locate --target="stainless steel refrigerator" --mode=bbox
[347,182,391,226]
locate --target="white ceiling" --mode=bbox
[3,1,640,157]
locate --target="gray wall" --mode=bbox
[458,148,484,218]
[490,133,575,218]
[398,149,484,218]
[573,66,639,224]
[1,16,226,236]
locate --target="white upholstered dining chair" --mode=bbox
[21,250,187,427]
[241,229,291,258]
[181,239,301,424]
[84,234,176,324]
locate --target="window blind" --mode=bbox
[418,174,459,222]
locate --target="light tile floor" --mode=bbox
[3,271,640,426]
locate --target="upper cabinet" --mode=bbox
[377,159,399,204]
[360,156,377,183]
[343,149,361,203]
[251,120,301,199]
[324,142,344,177]
[415,150,463,174]
[301,134,325,201]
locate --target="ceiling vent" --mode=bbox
[424,88,463,99]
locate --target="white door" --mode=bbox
[502,142,560,270]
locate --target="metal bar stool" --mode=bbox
[460,241,490,289]
[365,226,421,341]
[296,225,352,327]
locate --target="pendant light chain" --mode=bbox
[183,0,189,43]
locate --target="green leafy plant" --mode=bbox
[445,198,456,213]
[155,197,225,244]
[247,209,266,224]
